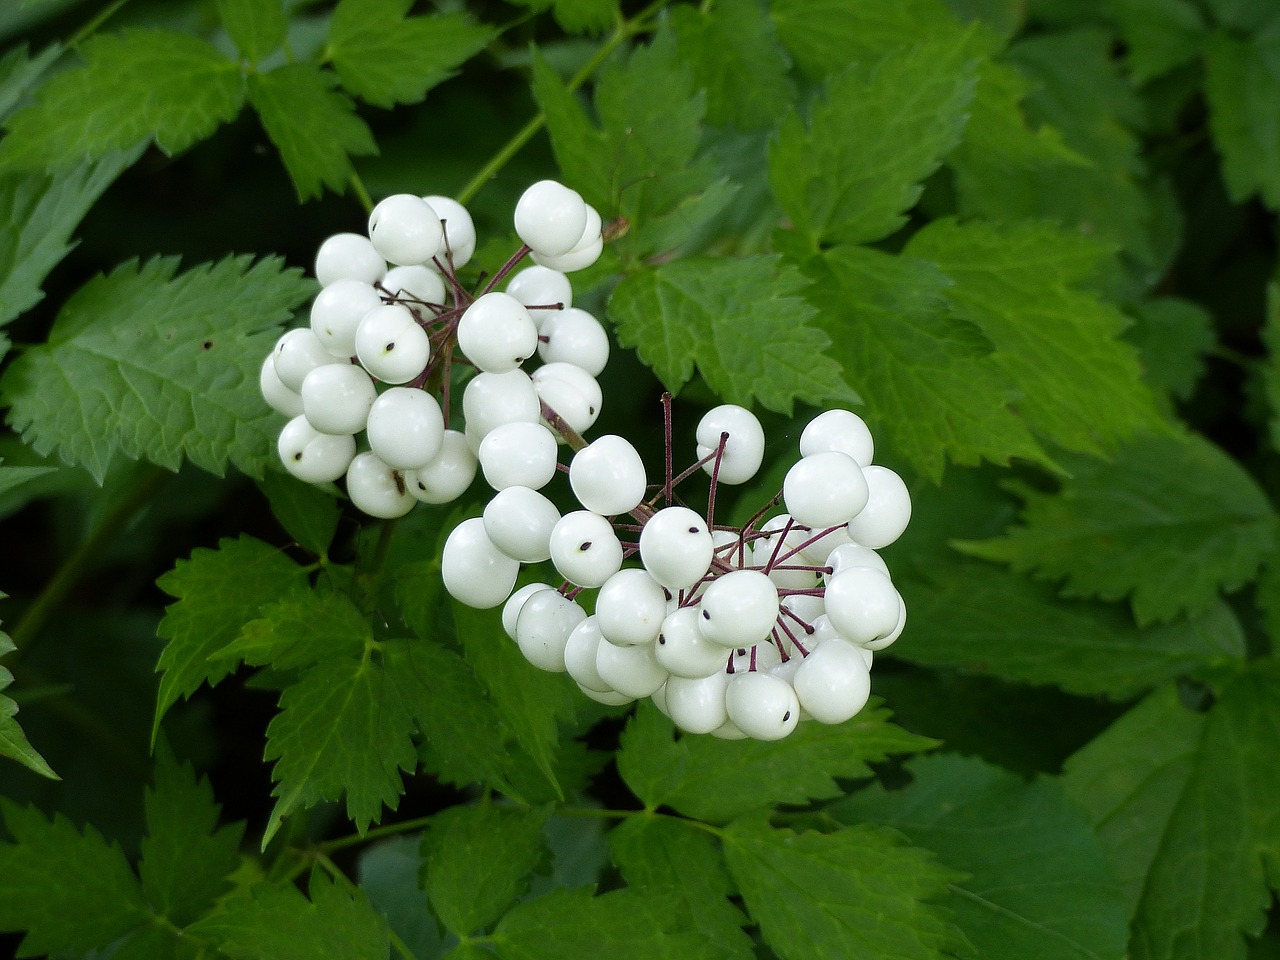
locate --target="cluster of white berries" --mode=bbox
[443,402,912,742]
[257,181,606,519]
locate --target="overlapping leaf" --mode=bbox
[1204,26,1280,210]
[216,0,288,63]
[0,615,54,779]
[1,255,315,482]
[770,0,961,76]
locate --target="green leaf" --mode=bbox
[2,29,245,168]
[905,218,1163,455]
[492,885,726,960]
[616,699,935,823]
[0,619,55,779]
[256,469,340,557]
[0,255,314,483]
[804,246,1045,481]
[190,875,391,960]
[217,587,370,671]
[769,35,978,248]
[1204,26,1280,210]
[263,650,418,845]
[329,0,495,109]
[1269,283,1280,453]
[0,800,151,956]
[0,151,139,327]
[608,256,854,415]
[608,815,754,960]
[1064,669,1280,959]
[421,804,549,937]
[139,745,244,927]
[960,432,1277,625]
[248,64,378,202]
[834,754,1128,960]
[154,535,309,735]
[217,0,288,63]
[1127,297,1215,401]
[722,817,971,960]
[770,0,962,77]
[453,600,575,795]
[0,43,62,124]
[898,561,1247,697]
[670,0,795,131]
[1111,0,1207,82]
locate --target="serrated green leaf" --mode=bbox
[1205,26,1280,210]
[722,817,971,960]
[608,815,753,960]
[804,246,1045,481]
[905,218,1163,455]
[329,0,494,109]
[492,885,725,960]
[217,0,288,63]
[217,587,370,671]
[608,255,853,415]
[1,29,245,168]
[0,800,151,956]
[834,754,1128,960]
[960,432,1277,625]
[248,64,377,202]
[1127,296,1215,401]
[139,745,244,927]
[453,600,575,796]
[263,650,417,844]
[256,469,340,557]
[503,0,617,35]
[154,535,309,735]
[1,255,314,482]
[1064,669,1280,960]
[770,0,961,77]
[1112,0,1207,82]
[0,43,62,124]
[670,0,795,131]
[190,875,390,960]
[899,560,1247,697]
[0,613,56,780]
[769,35,978,248]
[358,837,452,960]
[421,805,549,937]
[616,698,935,823]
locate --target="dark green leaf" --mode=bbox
[0,43,62,124]
[1127,297,1215,401]
[217,0,288,63]
[770,0,961,77]
[1205,26,1280,210]
[1112,0,1206,82]
[256,469,341,557]
[216,587,370,671]
[0,619,55,779]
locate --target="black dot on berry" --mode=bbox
[688,526,698,533]
[580,541,592,551]
[658,635,666,644]
[385,341,395,351]
[418,482,427,491]
[589,406,596,414]
[702,610,710,620]
[514,356,525,363]
[293,452,303,461]
[783,710,792,722]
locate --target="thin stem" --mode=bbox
[68,0,132,48]
[662,393,674,504]
[349,171,374,216]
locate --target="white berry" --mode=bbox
[274,327,342,393]
[406,430,476,503]
[800,409,874,467]
[695,405,765,485]
[422,194,476,268]
[824,567,902,646]
[484,486,561,562]
[310,279,382,359]
[277,415,355,483]
[442,517,519,609]
[595,637,668,699]
[665,671,730,735]
[366,387,444,471]
[314,232,386,287]
[569,435,647,516]
[725,672,800,741]
[846,465,912,549]
[538,307,609,377]
[477,421,558,491]
[506,265,572,327]
[503,583,554,640]
[382,264,445,306]
[345,451,416,519]
[656,606,729,678]
[532,363,602,435]
[697,570,779,648]
[461,369,540,440]
[793,638,872,724]
[638,506,714,590]
[549,511,623,587]
[783,451,869,528]
[260,354,303,418]
[368,194,443,266]
[300,363,376,435]
[457,292,538,374]
[595,568,668,647]
[354,304,431,384]
[514,180,588,257]
[516,590,586,672]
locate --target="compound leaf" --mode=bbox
[216,0,288,63]
[216,586,370,671]
[1,254,314,482]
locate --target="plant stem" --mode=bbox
[68,0,132,48]
[349,171,375,216]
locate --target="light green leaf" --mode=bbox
[898,560,1247,697]
[1064,669,1280,960]
[0,618,55,780]
[0,43,62,124]
[217,0,288,63]
[1,255,314,483]
[960,432,1277,625]
[608,255,854,415]
[421,805,549,937]
[216,587,370,671]
[2,29,245,168]
[154,535,309,735]
[0,800,151,956]
[190,875,391,960]
[616,699,935,823]
[722,817,970,960]
[255,469,340,557]
[329,0,495,108]
[835,754,1128,960]
[248,64,378,202]
[1205,26,1280,210]
[804,246,1045,481]
[905,218,1163,455]
[263,650,418,845]
[769,35,978,248]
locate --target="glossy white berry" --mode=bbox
[368,194,443,266]
[461,369,540,440]
[846,465,912,549]
[477,421,558,491]
[564,617,611,692]
[533,234,603,273]
[345,451,416,519]
[484,486,561,563]
[800,409,874,467]
[277,415,356,483]
[355,304,431,384]
[442,517,519,609]
[824,543,890,582]
[422,195,476,268]
[725,672,800,741]
[752,516,821,591]
[638,506,714,590]
[381,264,445,306]
[310,279,382,359]
[793,639,872,724]
[824,567,902,645]
[596,637,668,699]
[569,435,647,516]
[457,292,539,373]
[695,405,765,485]
[656,606,729,678]
[314,232,386,287]
[783,452,869,528]
[697,570,779,648]
[516,590,586,672]
[549,511,623,587]
[796,523,853,566]
[366,387,445,471]
[532,363,601,435]
[665,671,730,734]
[274,327,342,393]
[406,430,476,503]
[260,354,304,418]
[538,307,609,377]
[595,568,668,647]
[503,583,554,640]
[506,265,572,327]
[861,596,906,651]
[580,683,635,706]
[514,180,588,257]
[300,363,377,435]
